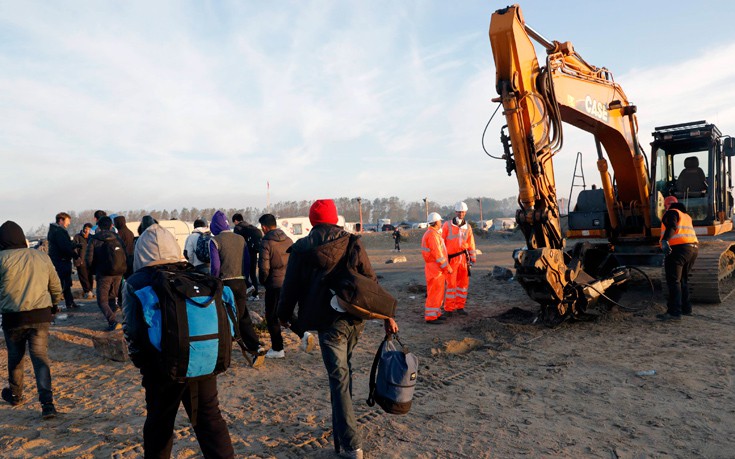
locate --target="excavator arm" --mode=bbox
[489,5,648,320]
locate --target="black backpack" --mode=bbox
[367,335,419,415]
[133,264,246,424]
[100,235,127,276]
[324,235,397,320]
[134,264,245,381]
[194,232,212,263]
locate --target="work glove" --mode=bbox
[661,240,672,256]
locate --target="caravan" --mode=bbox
[277,215,347,242]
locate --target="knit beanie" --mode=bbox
[309,199,339,226]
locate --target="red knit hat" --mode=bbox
[664,196,678,209]
[309,199,339,226]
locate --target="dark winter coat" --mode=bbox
[114,216,136,257]
[73,231,90,267]
[278,224,375,331]
[258,228,293,289]
[47,223,76,265]
[86,229,126,276]
[234,222,263,254]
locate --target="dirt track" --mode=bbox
[1,231,734,458]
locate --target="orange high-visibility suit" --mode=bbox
[442,218,476,312]
[421,226,451,321]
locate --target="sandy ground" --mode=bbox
[1,230,735,458]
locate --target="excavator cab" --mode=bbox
[650,121,733,234]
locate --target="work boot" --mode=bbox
[41,403,57,419]
[2,388,24,406]
[338,448,364,459]
[243,348,266,368]
[656,313,682,322]
[426,315,447,325]
[456,309,468,316]
[301,332,316,353]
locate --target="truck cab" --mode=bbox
[649,121,734,235]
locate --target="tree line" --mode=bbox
[25,196,518,237]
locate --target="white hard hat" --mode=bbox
[454,201,468,212]
[427,212,442,224]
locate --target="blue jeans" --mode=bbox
[4,323,53,404]
[318,317,365,453]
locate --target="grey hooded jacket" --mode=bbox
[123,224,183,367]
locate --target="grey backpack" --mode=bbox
[367,335,418,415]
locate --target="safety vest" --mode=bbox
[660,209,698,246]
[442,219,476,263]
[421,227,449,273]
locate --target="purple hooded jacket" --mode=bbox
[209,210,250,278]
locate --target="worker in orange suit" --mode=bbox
[421,212,452,324]
[442,201,476,316]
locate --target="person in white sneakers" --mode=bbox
[257,214,315,359]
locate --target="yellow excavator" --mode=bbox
[488,5,735,322]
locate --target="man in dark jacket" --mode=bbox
[86,216,126,331]
[1,221,62,419]
[278,200,399,459]
[73,223,95,298]
[47,212,80,309]
[122,223,235,458]
[257,213,314,359]
[113,215,135,278]
[210,211,264,367]
[233,213,263,300]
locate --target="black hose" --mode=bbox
[579,265,655,312]
[482,103,504,160]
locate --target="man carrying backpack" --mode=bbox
[278,199,399,459]
[210,211,265,367]
[184,219,211,274]
[122,223,235,459]
[86,216,127,331]
[232,213,262,300]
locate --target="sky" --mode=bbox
[2,0,735,231]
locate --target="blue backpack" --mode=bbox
[134,266,243,382]
[367,335,418,415]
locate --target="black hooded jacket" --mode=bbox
[86,229,127,276]
[278,224,375,331]
[114,216,136,257]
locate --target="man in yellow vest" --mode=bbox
[442,201,476,316]
[658,196,698,321]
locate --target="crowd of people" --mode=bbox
[0,199,400,459]
[0,195,699,457]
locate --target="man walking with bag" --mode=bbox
[278,199,398,459]
[122,223,235,458]
[86,216,127,331]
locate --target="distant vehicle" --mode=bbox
[477,219,493,230]
[277,215,347,242]
[411,222,428,229]
[395,222,412,230]
[381,224,395,232]
[126,219,192,254]
[377,218,391,230]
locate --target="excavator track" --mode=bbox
[687,241,735,303]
